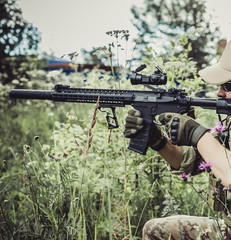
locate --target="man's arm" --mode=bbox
[197,132,231,187]
[158,139,182,170]
[159,112,231,186]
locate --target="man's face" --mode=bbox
[217,86,231,99]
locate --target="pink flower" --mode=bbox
[210,122,225,133]
[179,173,191,181]
[198,161,212,170]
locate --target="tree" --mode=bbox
[0,0,42,84]
[131,0,220,69]
[0,0,41,57]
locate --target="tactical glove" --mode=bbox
[159,112,209,147]
[124,109,166,151]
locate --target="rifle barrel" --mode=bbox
[9,89,53,100]
[190,98,217,108]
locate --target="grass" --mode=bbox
[0,34,221,238]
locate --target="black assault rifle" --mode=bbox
[9,65,231,155]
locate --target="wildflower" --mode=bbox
[51,155,57,160]
[198,161,212,171]
[47,70,61,78]
[12,79,20,85]
[210,121,225,133]
[179,173,191,181]
[34,136,39,140]
[23,145,30,151]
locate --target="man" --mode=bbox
[124,40,231,239]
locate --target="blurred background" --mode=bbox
[1,0,231,78]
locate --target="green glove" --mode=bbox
[124,109,165,150]
[159,112,209,147]
[124,109,144,137]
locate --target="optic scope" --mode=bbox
[130,64,167,85]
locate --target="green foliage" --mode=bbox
[0,0,41,57]
[0,55,47,84]
[0,34,222,239]
[131,0,221,69]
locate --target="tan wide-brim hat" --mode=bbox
[199,40,231,85]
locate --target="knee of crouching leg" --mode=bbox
[143,219,158,237]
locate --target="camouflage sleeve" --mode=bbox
[171,146,203,175]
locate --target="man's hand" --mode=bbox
[159,112,209,147]
[123,109,144,137]
[124,109,165,150]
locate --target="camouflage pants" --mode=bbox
[142,215,231,240]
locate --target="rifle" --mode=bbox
[9,65,231,155]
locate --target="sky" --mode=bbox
[18,0,143,61]
[18,0,231,61]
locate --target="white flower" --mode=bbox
[47,70,62,77]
